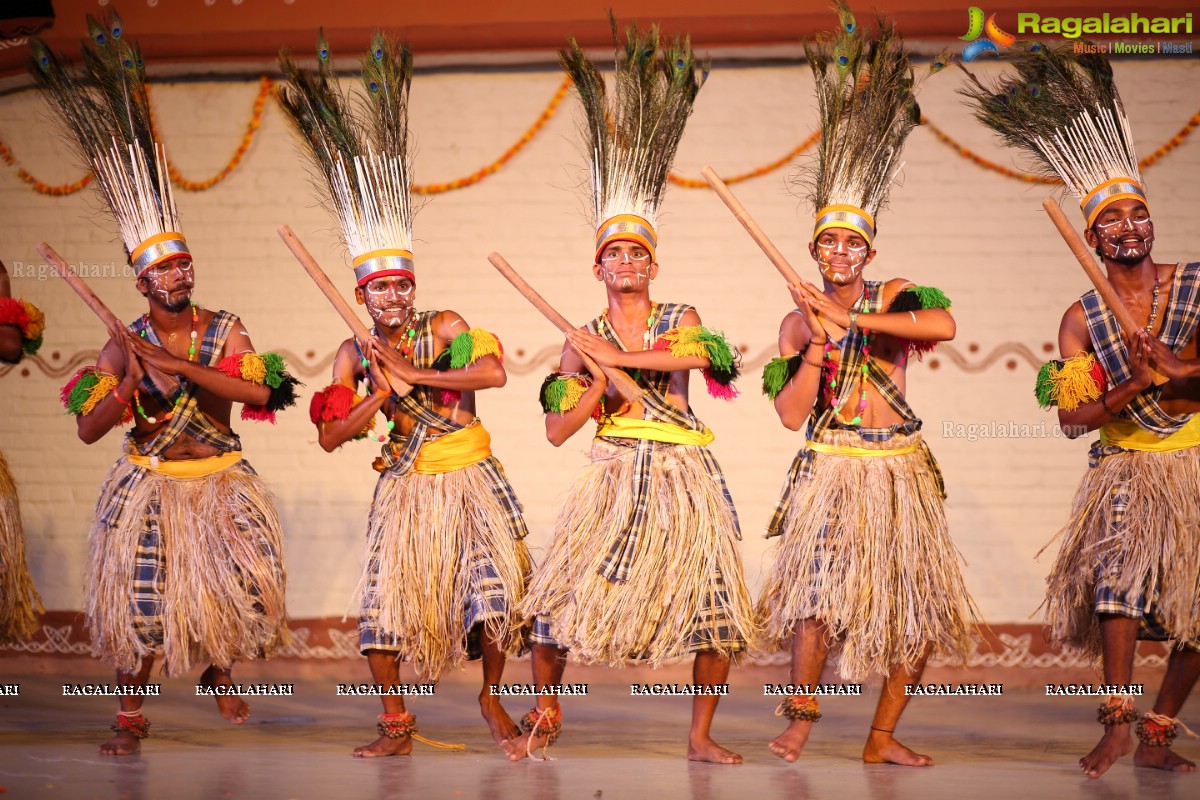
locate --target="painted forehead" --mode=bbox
[364,276,414,293]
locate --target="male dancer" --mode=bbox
[503,23,754,764]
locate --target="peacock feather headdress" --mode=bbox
[959,41,1145,226]
[28,10,189,277]
[805,3,940,246]
[561,16,707,263]
[278,31,416,287]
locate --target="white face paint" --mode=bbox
[814,233,869,284]
[363,275,415,328]
[141,257,194,312]
[599,243,652,290]
[1094,211,1154,263]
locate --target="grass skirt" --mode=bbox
[1043,443,1200,659]
[0,448,43,644]
[357,456,531,680]
[522,438,754,666]
[87,457,288,676]
[757,428,975,681]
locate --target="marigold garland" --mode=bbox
[1,71,1196,195]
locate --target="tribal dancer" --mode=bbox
[502,22,754,765]
[964,43,1200,778]
[32,13,297,754]
[279,33,531,755]
[757,6,974,767]
[0,258,46,644]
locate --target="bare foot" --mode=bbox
[353,733,413,758]
[769,719,815,763]
[1079,725,1133,778]
[863,730,933,766]
[1134,743,1197,773]
[480,692,520,744]
[501,729,554,762]
[200,665,250,724]
[688,734,743,765]
[99,730,141,756]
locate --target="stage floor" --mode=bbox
[1,663,1197,799]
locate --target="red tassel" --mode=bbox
[904,339,938,360]
[652,335,671,351]
[0,297,30,329]
[703,368,740,400]
[438,389,462,406]
[310,384,356,423]
[241,405,277,424]
[216,354,243,379]
[1089,360,1109,393]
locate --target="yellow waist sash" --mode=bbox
[412,422,492,474]
[806,441,920,458]
[125,450,243,478]
[595,415,715,446]
[1100,414,1200,452]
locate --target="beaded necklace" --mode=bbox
[134,301,198,424]
[597,302,659,350]
[1145,273,1161,333]
[822,285,871,427]
[366,313,419,443]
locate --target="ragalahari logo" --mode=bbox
[961,7,1017,61]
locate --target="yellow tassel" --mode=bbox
[562,377,588,411]
[20,300,46,341]
[81,374,119,416]
[468,329,503,361]
[239,352,267,385]
[658,326,710,360]
[1054,354,1103,412]
[348,392,376,438]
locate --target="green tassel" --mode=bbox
[1034,360,1061,409]
[23,333,43,355]
[539,375,566,413]
[66,373,101,416]
[695,328,735,373]
[911,286,952,310]
[449,331,475,370]
[260,352,288,388]
[762,355,801,400]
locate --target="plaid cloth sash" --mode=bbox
[766,281,943,537]
[1081,262,1200,436]
[362,311,527,541]
[589,302,740,583]
[100,311,242,531]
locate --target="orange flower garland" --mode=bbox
[0,71,1196,195]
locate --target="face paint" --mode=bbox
[363,276,415,328]
[815,236,869,284]
[1094,213,1154,264]
[599,245,652,290]
[142,258,194,312]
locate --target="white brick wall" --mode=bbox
[1,58,1197,622]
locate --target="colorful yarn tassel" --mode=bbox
[539,373,593,414]
[448,329,504,370]
[1035,354,1107,411]
[762,355,802,400]
[60,367,130,423]
[653,326,740,400]
[309,383,374,439]
[0,296,46,356]
[889,285,953,358]
[218,351,300,423]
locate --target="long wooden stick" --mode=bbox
[277,224,413,395]
[1042,198,1167,385]
[702,166,805,286]
[37,242,124,332]
[487,251,642,403]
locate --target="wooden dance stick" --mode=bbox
[37,241,125,335]
[702,166,805,287]
[1041,198,1167,385]
[277,224,413,395]
[487,251,642,403]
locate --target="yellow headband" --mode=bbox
[595,214,657,262]
[1082,177,1149,227]
[813,204,876,245]
[131,231,190,277]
